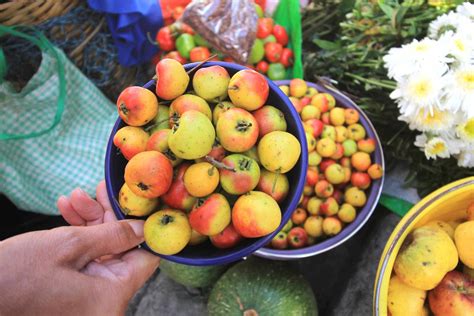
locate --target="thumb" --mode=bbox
[57,220,145,269]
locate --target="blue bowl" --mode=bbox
[105,62,308,266]
[255,80,385,260]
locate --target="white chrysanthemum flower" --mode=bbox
[456,2,474,21]
[391,68,446,116]
[428,11,470,39]
[399,107,455,132]
[440,32,474,64]
[415,135,451,159]
[456,149,474,168]
[383,38,451,80]
[443,65,474,116]
[456,117,474,142]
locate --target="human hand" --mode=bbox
[0,181,159,316]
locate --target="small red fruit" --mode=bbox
[319,159,336,173]
[210,224,242,249]
[351,172,371,189]
[306,168,319,186]
[287,227,308,248]
[189,47,211,62]
[257,18,274,39]
[156,26,175,51]
[271,231,288,249]
[164,51,187,64]
[256,60,269,74]
[291,208,308,225]
[264,42,283,63]
[272,25,289,46]
[279,48,293,67]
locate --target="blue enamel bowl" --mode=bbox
[105,61,308,266]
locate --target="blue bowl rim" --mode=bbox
[105,61,308,266]
[254,79,385,260]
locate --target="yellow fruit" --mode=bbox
[387,275,427,316]
[118,183,158,216]
[454,220,474,269]
[183,162,219,197]
[144,209,191,255]
[422,220,455,239]
[258,131,301,173]
[394,226,458,290]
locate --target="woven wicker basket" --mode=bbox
[0,0,80,26]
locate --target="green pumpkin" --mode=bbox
[159,259,229,288]
[208,257,318,316]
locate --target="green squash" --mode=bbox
[159,259,229,288]
[208,257,318,316]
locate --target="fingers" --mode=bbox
[117,248,160,295]
[57,195,86,226]
[62,220,145,269]
[96,180,117,223]
[70,188,105,226]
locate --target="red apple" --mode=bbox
[161,163,197,212]
[287,227,308,248]
[271,231,288,249]
[210,223,242,249]
[429,271,474,316]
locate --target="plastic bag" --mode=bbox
[0,26,117,215]
[180,0,258,64]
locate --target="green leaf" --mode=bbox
[313,39,341,51]
[378,0,394,18]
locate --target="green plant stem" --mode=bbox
[344,73,397,90]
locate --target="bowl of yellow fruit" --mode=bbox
[373,176,474,315]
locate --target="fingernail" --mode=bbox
[127,220,144,238]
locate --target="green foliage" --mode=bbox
[302,0,474,197]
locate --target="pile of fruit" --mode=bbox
[153,4,294,80]
[387,202,474,316]
[113,58,301,256]
[268,78,383,250]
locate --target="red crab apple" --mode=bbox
[169,94,212,126]
[210,223,242,249]
[116,86,158,126]
[192,65,230,101]
[271,231,288,249]
[216,108,259,153]
[429,271,474,316]
[287,227,308,248]
[161,163,197,212]
[155,58,189,100]
[228,69,269,111]
[189,193,231,236]
[256,169,289,203]
[252,105,287,138]
[146,129,182,166]
[124,151,173,198]
[219,154,260,195]
[113,126,149,160]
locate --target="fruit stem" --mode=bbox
[119,102,128,115]
[205,155,236,172]
[161,214,174,225]
[186,54,218,75]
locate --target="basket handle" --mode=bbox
[0,25,66,141]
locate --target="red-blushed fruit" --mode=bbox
[189,46,211,62]
[300,96,311,107]
[321,112,330,125]
[256,17,274,39]
[146,129,182,166]
[291,208,308,225]
[343,167,352,183]
[315,180,334,198]
[118,183,158,217]
[344,108,360,124]
[280,47,293,67]
[357,138,376,153]
[320,197,339,216]
[332,189,344,204]
[301,196,310,209]
[287,227,308,248]
[169,94,212,125]
[311,94,329,113]
[289,97,303,113]
[256,169,289,203]
[161,163,197,212]
[319,159,336,173]
[307,197,322,215]
[193,65,230,102]
[256,60,269,74]
[219,154,260,195]
[306,168,319,186]
[216,108,259,153]
[125,151,173,198]
[232,191,281,238]
[156,26,175,51]
[330,143,344,160]
[272,24,289,46]
[228,69,269,111]
[117,86,159,126]
[212,101,235,125]
[253,105,287,138]
[301,105,321,121]
[264,42,283,63]
[206,140,226,162]
[290,79,308,98]
[322,217,342,236]
[325,163,345,184]
[304,216,324,238]
[317,138,337,157]
[114,126,149,160]
[351,172,371,189]
[210,223,242,249]
[164,51,187,64]
[303,185,313,196]
[271,231,288,249]
[428,271,474,316]
[368,163,384,179]
[351,151,372,171]
[304,119,324,138]
[155,58,190,100]
[340,157,351,168]
[189,193,231,236]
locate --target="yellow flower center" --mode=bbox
[457,70,474,91]
[417,108,446,126]
[414,43,429,52]
[454,39,465,52]
[430,141,447,154]
[462,119,474,140]
[411,79,432,98]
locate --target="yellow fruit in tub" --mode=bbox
[387,275,427,316]
[394,226,458,290]
[422,220,454,239]
[447,220,463,231]
[454,220,474,269]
